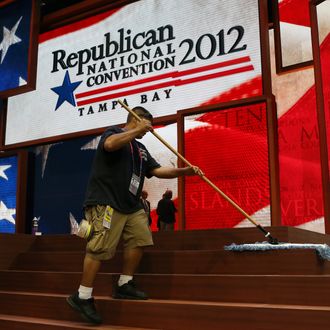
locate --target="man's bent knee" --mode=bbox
[86,249,115,261]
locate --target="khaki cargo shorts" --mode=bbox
[85,205,153,261]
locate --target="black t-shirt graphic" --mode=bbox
[84,126,160,213]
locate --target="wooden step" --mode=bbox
[9,249,330,275]
[0,271,330,306]
[0,234,34,270]
[0,314,157,330]
[28,227,330,252]
[0,292,329,330]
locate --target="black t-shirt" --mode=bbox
[84,126,160,213]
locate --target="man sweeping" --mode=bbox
[67,106,202,324]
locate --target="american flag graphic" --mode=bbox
[32,137,94,234]
[0,0,31,92]
[274,0,329,232]
[0,156,17,233]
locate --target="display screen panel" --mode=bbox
[316,0,330,178]
[184,103,270,229]
[0,0,38,97]
[0,155,17,233]
[6,0,262,146]
[269,28,325,233]
[140,123,178,231]
[0,0,31,92]
[30,123,177,233]
[276,0,313,69]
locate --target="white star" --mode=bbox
[81,137,101,151]
[69,212,79,235]
[0,201,16,224]
[19,76,27,86]
[34,143,62,178]
[0,165,11,180]
[0,16,22,64]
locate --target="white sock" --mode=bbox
[118,275,133,287]
[78,285,93,300]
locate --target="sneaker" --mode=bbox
[113,280,148,300]
[66,292,102,325]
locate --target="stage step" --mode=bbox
[0,314,157,330]
[9,249,330,275]
[0,270,330,306]
[2,228,330,329]
[0,292,329,330]
[28,227,330,252]
[0,234,34,270]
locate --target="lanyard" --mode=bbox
[142,199,149,212]
[129,141,143,178]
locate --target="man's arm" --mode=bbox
[104,120,152,151]
[150,166,203,178]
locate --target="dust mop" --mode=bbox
[224,242,330,261]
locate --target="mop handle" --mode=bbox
[118,99,259,226]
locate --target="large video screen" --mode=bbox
[6,0,262,146]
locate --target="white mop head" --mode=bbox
[224,242,330,261]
